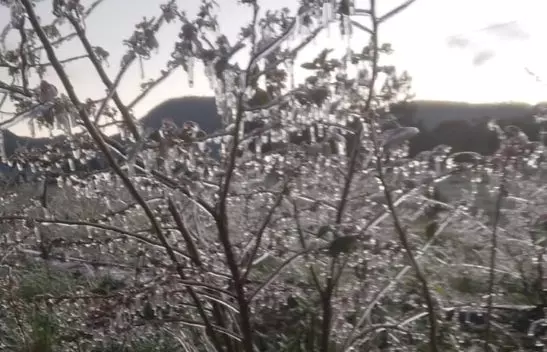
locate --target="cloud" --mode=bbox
[472,50,495,66]
[447,36,471,49]
[446,21,531,67]
[482,21,529,41]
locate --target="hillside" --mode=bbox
[0,97,543,177]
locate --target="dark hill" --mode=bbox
[139,96,220,134]
[1,97,544,180]
[395,100,534,131]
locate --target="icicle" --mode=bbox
[341,14,353,39]
[139,56,145,79]
[68,158,75,172]
[28,119,36,137]
[54,115,61,131]
[66,113,74,136]
[322,1,330,29]
[337,140,346,156]
[142,150,153,171]
[318,124,325,138]
[42,207,51,220]
[254,137,262,155]
[105,198,112,211]
[287,58,295,89]
[294,12,301,38]
[34,226,40,241]
[197,141,206,152]
[120,126,128,141]
[71,142,81,159]
[0,129,5,161]
[205,62,216,90]
[187,56,194,88]
[310,125,317,143]
[164,158,172,177]
[127,161,135,178]
[281,129,288,144]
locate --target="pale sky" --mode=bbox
[1,0,547,136]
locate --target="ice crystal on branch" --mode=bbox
[2,0,547,351]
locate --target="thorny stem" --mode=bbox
[20,2,225,350]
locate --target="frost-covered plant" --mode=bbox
[2,0,547,351]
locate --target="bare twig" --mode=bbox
[127,65,179,110]
[17,20,30,95]
[241,183,288,281]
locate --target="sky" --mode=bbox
[1,0,547,136]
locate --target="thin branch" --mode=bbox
[249,247,318,301]
[241,184,287,281]
[64,14,141,138]
[0,104,43,128]
[168,197,202,267]
[17,20,30,95]
[0,81,31,98]
[127,65,179,110]
[378,0,416,24]
[0,215,203,262]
